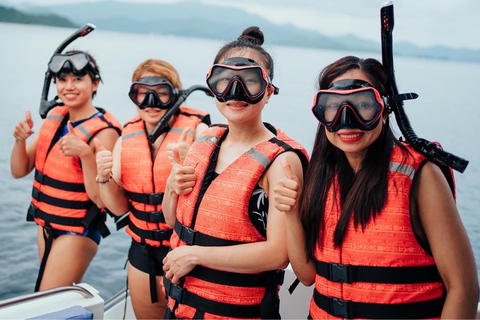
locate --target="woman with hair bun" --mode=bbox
[161,26,309,319]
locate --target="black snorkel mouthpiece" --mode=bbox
[39,23,96,119]
[380,1,468,173]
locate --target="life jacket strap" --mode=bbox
[125,190,164,205]
[128,219,172,241]
[32,187,92,209]
[315,260,442,284]
[188,265,268,287]
[130,206,166,223]
[163,277,261,319]
[174,219,243,246]
[35,170,86,192]
[313,289,444,319]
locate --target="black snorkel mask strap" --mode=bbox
[147,85,213,144]
[39,23,96,119]
[381,2,468,173]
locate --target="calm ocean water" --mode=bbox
[0,23,479,301]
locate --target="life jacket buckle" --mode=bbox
[181,226,196,245]
[32,188,41,201]
[170,283,184,304]
[148,193,164,205]
[331,263,351,284]
[331,297,349,319]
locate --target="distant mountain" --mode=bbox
[0,4,76,28]
[6,0,480,63]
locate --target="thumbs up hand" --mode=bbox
[273,157,301,213]
[167,128,190,165]
[166,146,196,195]
[58,121,90,157]
[13,110,35,141]
[94,138,113,180]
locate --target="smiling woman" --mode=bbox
[10,48,122,293]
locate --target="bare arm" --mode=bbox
[11,110,37,178]
[413,162,479,319]
[163,152,300,284]
[95,137,130,215]
[273,153,316,286]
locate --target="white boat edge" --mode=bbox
[0,267,478,319]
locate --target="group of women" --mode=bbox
[10,24,479,319]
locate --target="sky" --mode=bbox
[10,0,480,50]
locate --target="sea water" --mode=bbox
[0,23,479,301]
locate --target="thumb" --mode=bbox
[93,138,106,152]
[25,110,34,128]
[172,146,183,166]
[178,127,189,143]
[67,121,77,136]
[282,157,296,181]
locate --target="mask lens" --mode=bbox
[207,65,268,99]
[128,76,176,109]
[48,53,90,74]
[312,87,384,128]
[130,83,173,105]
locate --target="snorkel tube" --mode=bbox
[380,2,468,173]
[39,23,96,119]
[147,85,213,143]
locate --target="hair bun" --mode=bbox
[238,26,264,46]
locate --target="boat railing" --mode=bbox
[0,284,94,309]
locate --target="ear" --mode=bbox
[264,86,275,104]
[92,79,100,93]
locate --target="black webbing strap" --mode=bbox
[313,289,444,319]
[130,206,165,223]
[316,260,442,284]
[128,219,172,242]
[188,265,268,287]
[32,187,92,209]
[34,170,86,192]
[163,277,261,319]
[28,204,84,227]
[34,226,54,292]
[174,219,243,246]
[125,190,164,205]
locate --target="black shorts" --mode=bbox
[128,240,169,276]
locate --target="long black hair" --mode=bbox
[299,56,407,259]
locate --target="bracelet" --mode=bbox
[96,172,113,184]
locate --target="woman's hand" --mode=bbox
[166,127,190,164]
[163,246,199,284]
[58,122,91,158]
[13,110,34,142]
[167,147,196,195]
[273,157,301,213]
[94,138,113,181]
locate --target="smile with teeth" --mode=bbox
[339,133,362,139]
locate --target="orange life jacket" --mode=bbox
[310,144,454,319]
[28,105,122,235]
[165,123,309,319]
[121,107,210,247]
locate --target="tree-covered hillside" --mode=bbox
[0,4,76,28]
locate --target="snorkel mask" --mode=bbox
[312,79,387,132]
[129,76,179,110]
[206,57,279,104]
[48,52,101,81]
